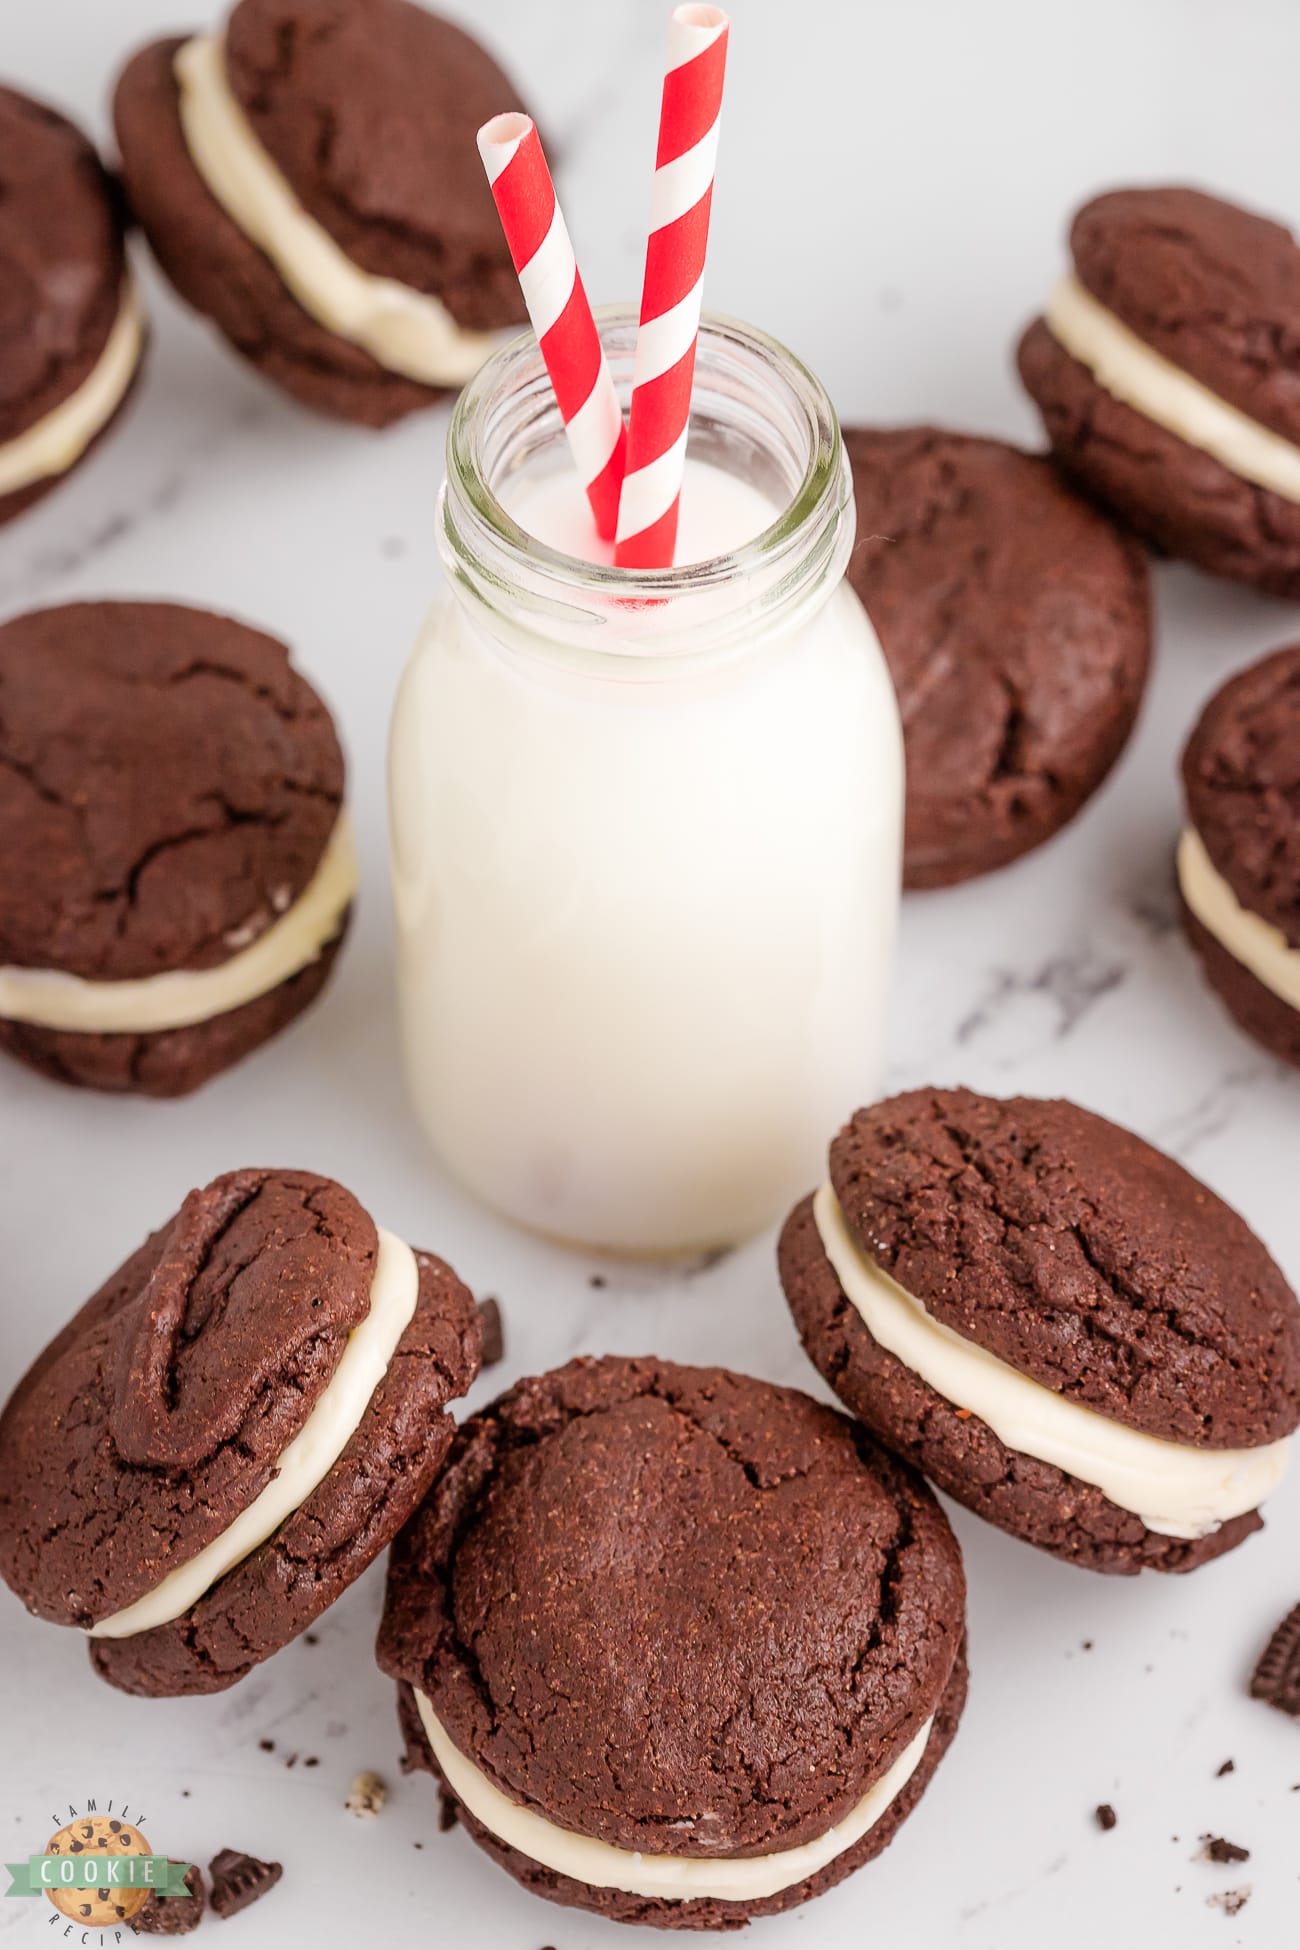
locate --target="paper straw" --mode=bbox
[614,6,730,569]
[478,114,627,541]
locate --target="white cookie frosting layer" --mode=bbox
[813,1183,1290,1539]
[0,812,357,1035]
[414,1691,934,1903]
[174,35,497,388]
[89,1225,419,1639]
[1178,825,1300,1014]
[1045,274,1300,505]
[0,279,143,498]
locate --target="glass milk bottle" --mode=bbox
[389,313,903,1254]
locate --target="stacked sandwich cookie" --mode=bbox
[0,85,144,525]
[0,601,355,1095]
[843,425,1152,887]
[1178,645,1300,1070]
[0,1168,480,1695]
[1019,186,1300,594]
[114,0,530,424]
[378,1356,967,1931]
[780,1088,1300,1574]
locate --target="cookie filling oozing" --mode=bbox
[813,1183,1290,1538]
[0,279,143,497]
[0,811,357,1035]
[174,35,498,387]
[414,1691,934,1902]
[1045,275,1300,504]
[88,1223,419,1639]
[1178,826,1300,1014]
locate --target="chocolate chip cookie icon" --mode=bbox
[44,1817,152,1923]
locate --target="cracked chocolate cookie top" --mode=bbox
[831,1088,1300,1448]
[221,0,528,332]
[0,1168,377,1625]
[0,86,128,447]
[378,1355,966,1858]
[845,427,1151,888]
[1068,187,1300,443]
[1182,644,1300,949]
[0,601,344,982]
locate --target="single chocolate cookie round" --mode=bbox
[1178,644,1300,1069]
[378,1355,967,1930]
[779,1088,1300,1575]
[0,85,144,525]
[1019,186,1300,594]
[114,0,529,425]
[845,426,1151,887]
[0,600,355,1096]
[0,1167,481,1696]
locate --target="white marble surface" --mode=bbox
[2,3,1299,1946]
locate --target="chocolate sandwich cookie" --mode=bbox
[845,427,1151,887]
[779,1088,1300,1575]
[114,0,528,426]
[1178,645,1300,1069]
[1019,187,1300,594]
[0,1167,480,1696]
[0,600,355,1096]
[378,1356,967,1931]
[0,85,144,526]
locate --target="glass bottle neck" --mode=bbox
[437,309,855,676]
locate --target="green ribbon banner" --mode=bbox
[5,1857,194,1898]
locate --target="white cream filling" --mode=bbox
[89,1225,419,1640]
[1179,825,1300,1014]
[0,279,143,497]
[174,35,498,387]
[813,1183,1290,1539]
[414,1691,933,1902]
[0,812,357,1035]
[1045,274,1300,505]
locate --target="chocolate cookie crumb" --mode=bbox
[134,1865,204,1935]
[345,1771,387,1820]
[1201,1837,1250,1864]
[303,1633,320,1647]
[1251,1601,1300,1717]
[258,1741,274,1754]
[1096,1804,1118,1831]
[1207,1888,1251,1917]
[1216,1759,1235,1777]
[208,1850,281,1919]
[437,1790,459,1833]
[476,1297,504,1368]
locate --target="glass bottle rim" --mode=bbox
[439,308,854,668]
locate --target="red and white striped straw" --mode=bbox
[614,6,730,570]
[478,114,627,542]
